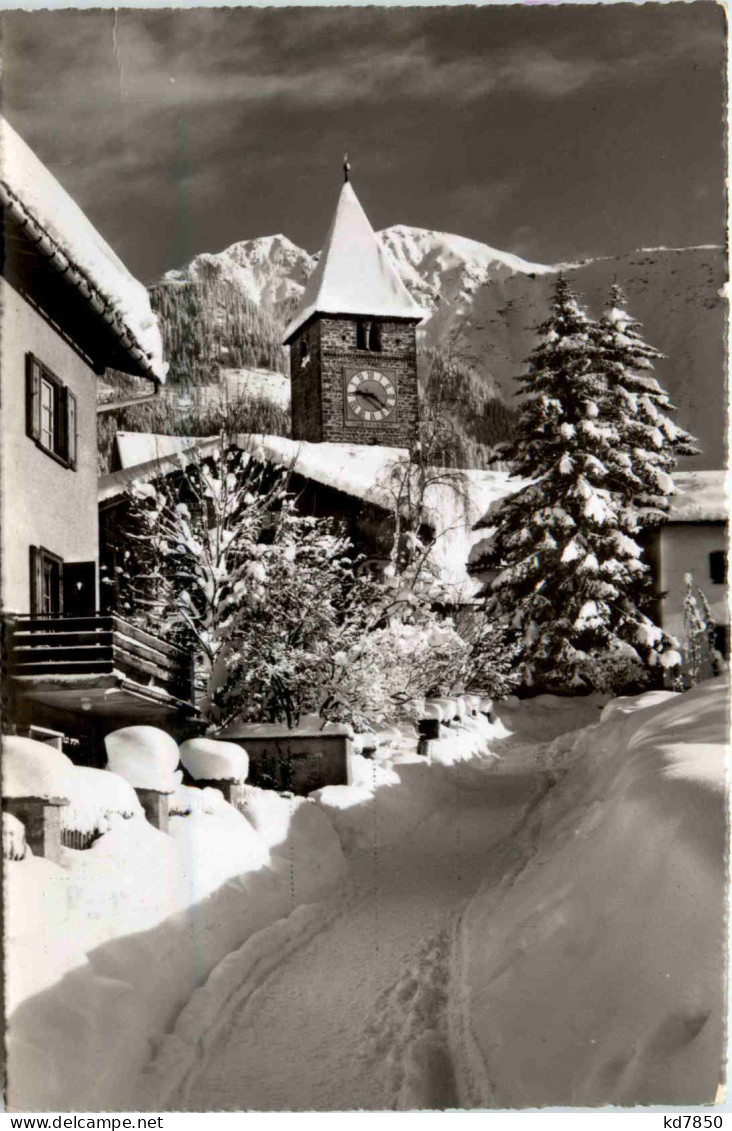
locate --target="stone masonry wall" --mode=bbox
[290,315,420,448]
[290,322,323,442]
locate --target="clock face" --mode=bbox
[345,369,397,424]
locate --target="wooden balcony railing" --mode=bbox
[8,614,195,708]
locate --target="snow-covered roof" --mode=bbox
[667,470,728,523]
[99,434,221,504]
[114,431,220,470]
[283,181,425,344]
[0,116,167,382]
[237,433,516,599]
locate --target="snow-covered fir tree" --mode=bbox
[597,283,697,525]
[483,273,681,693]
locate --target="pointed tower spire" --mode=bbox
[343,152,350,183]
[283,179,424,344]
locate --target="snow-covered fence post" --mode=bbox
[134,787,172,833]
[463,694,480,717]
[477,695,494,720]
[194,777,248,810]
[104,727,181,834]
[178,738,249,808]
[417,702,443,755]
[2,795,68,863]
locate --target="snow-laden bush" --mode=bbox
[2,736,75,800]
[678,573,726,689]
[117,439,519,728]
[104,726,181,792]
[306,615,470,729]
[3,812,26,861]
[179,737,248,783]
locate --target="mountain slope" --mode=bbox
[153,230,726,469]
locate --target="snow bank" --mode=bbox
[64,766,143,835]
[169,783,226,816]
[6,784,347,1110]
[104,726,180,792]
[236,786,347,904]
[179,737,249,783]
[312,713,505,854]
[452,679,729,1108]
[2,735,75,800]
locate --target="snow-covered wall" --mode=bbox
[451,679,729,1108]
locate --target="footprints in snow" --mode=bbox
[361,927,458,1110]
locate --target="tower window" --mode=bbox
[356,321,368,350]
[709,550,727,585]
[369,322,382,351]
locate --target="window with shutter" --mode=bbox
[24,354,77,470]
[29,546,63,616]
[26,354,41,441]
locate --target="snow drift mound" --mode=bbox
[179,737,249,783]
[2,735,76,799]
[5,782,346,1110]
[452,679,729,1108]
[105,726,181,792]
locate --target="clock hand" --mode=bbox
[359,390,386,410]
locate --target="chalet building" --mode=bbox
[1,116,198,756]
[472,470,729,666]
[647,471,728,657]
[100,429,516,607]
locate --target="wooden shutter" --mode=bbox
[26,354,41,441]
[60,387,77,468]
[29,546,42,616]
[68,390,77,469]
[57,557,64,615]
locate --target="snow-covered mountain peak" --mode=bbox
[379,225,552,280]
[161,233,315,309]
[376,225,554,312]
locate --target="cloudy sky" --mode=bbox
[1,4,725,283]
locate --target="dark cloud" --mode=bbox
[1,5,724,281]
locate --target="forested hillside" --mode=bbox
[149,276,287,385]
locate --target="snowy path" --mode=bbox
[162,724,564,1112]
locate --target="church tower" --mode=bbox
[283,171,424,448]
